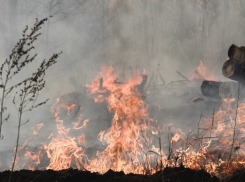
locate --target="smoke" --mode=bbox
[0,0,245,171]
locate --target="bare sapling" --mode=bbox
[0,18,51,139]
[4,18,62,182]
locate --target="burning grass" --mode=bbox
[3,66,245,181]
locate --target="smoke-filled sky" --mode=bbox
[0,0,245,170]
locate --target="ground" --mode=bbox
[0,166,221,182]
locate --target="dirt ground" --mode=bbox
[0,165,222,182]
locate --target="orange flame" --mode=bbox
[190,61,217,81]
[171,133,180,143]
[85,66,152,174]
[77,134,85,144]
[19,66,245,177]
[72,115,89,130]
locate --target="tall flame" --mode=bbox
[85,66,154,174]
[15,66,245,177]
[190,61,217,81]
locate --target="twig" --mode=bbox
[197,110,203,149]
[176,71,189,81]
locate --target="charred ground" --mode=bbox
[0,166,221,182]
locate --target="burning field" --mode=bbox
[1,63,245,182]
[2,1,245,181]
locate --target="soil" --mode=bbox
[0,165,222,182]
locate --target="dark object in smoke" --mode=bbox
[201,80,239,100]
[222,59,245,84]
[222,59,235,78]
[0,166,220,182]
[201,81,222,99]
[99,77,103,90]
[135,74,148,100]
[225,169,245,182]
[136,74,148,93]
[72,104,81,119]
[118,93,123,100]
[201,80,240,99]
[219,81,239,99]
[228,44,236,58]
[228,44,245,64]
[114,78,123,84]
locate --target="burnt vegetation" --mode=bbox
[0,166,220,182]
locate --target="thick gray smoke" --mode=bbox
[0,0,244,171]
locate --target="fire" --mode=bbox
[98,130,105,142]
[45,135,84,170]
[72,115,89,130]
[14,66,245,177]
[61,103,76,115]
[171,133,180,143]
[77,134,85,144]
[190,61,217,81]
[44,98,87,171]
[24,66,156,174]
[85,66,153,174]
[20,137,32,149]
[51,98,76,116]
[24,148,44,165]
